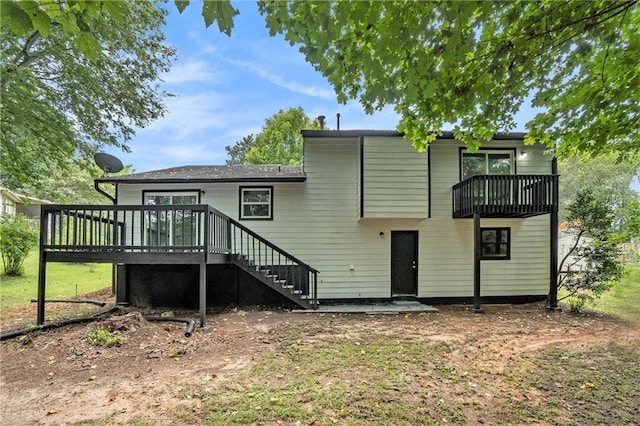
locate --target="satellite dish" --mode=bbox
[94,152,123,176]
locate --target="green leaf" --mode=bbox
[201,0,238,35]
[101,1,129,23]
[29,10,51,37]
[175,0,190,14]
[55,10,80,36]
[75,32,101,60]
[0,2,33,36]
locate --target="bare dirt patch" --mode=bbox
[1,302,638,425]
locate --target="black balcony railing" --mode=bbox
[452,174,559,218]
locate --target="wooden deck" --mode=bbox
[37,204,318,324]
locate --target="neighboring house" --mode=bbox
[0,187,20,217]
[36,131,559,325]
[0,186,52,223]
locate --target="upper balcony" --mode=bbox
[452,174,559,219]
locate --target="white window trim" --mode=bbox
[240,187,273,220]
[143,191,199,205]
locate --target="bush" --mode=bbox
[0,213,39,276]
[558,190,625,311]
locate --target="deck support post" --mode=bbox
[37,206,49,326]
[473,212,484,313]
[199,260,207,327]
[547,158,560,309]
[37,253,47,325]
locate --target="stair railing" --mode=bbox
[207,206,318,308]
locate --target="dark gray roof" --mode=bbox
[98,165,305,183]
[301,129,526,140]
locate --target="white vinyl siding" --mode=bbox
[115,136,553,300]
[421,139,551,297]
[362,136,428,219]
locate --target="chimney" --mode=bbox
[336,113,341,130]
[317,115,326,130]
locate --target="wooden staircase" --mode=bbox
[231,254,315,310]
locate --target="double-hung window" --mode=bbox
[143,191,199,247]
[240,187,273,220]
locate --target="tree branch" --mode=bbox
[558,229,585,273]
[1,32,46,91]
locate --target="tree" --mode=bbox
[226,135,256,165]
[558,190,625,311]
[1,157,133,205]
[2,1,238,56]
[558,155,640,224]
[225,107,321,165]
[1,1,174,186]
[259,1,640,159]
[0,213,39,276]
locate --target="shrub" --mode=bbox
[558,190,625,311]
[0,213,39,276]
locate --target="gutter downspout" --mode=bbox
[94,180,116,204]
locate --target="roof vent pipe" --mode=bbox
[317,115,326,129]
[336,113,340,130]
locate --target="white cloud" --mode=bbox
[158,143,220,163]
[141,91,229,138]
[226,58,335,100]
[161,59,222,84]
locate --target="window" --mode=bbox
[461,150,514,180]
[240,187,272,220]
[143,191,199,246]
[480,228,511,260]
[144,193,198,206]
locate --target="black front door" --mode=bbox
[391,231,418,296]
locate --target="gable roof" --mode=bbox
[97,165,305,184]
[0,186,53,205]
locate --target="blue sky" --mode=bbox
[105,2,534,173]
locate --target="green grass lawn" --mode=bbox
[584,266,640,323]
[0,251,112,308]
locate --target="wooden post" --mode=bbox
[37,206,49,325]
[547,159,560,309]
[199,260,206,327]
[37,253,47,325]
[473,212,484,313]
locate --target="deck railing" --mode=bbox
[40,204,318,306]
[452,174,559,218]
[209,208,318,308]
[41,205,209,253]
[208,207,319,307]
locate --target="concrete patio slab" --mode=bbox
[293,300,438,314]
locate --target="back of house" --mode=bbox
[92,130,557,308]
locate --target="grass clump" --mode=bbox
[87,326,126,347]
